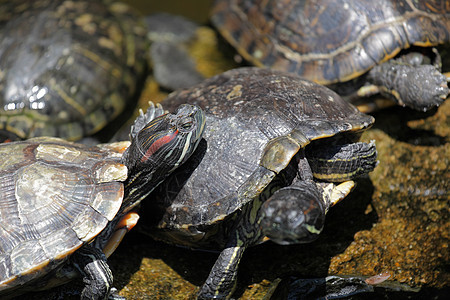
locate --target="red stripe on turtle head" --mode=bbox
[140,129,178,162]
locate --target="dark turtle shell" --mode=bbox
[150,67,373,248]
[211,0,450,84]
[0,0,149,140]
[0,137,128,292]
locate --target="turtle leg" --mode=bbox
[198,192,267,299]
[297,148,314,181]
[102,212,140,258]
[198,244,247,299]
[71,244,114,300]
[306,141,377,182]
[364,49,449,111]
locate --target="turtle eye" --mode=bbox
[177,117,195,132]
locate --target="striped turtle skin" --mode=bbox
[145,67,377,299]
[0,0,149,140]
[0,103,205,299]
[211,0,450,111]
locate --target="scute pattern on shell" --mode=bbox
[0,0,149,140]
[155,67,373,240]
[211,0,450,84]
[0,137,127,291]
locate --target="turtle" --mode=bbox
[144,67,378,299]
[0,103,206,299]
[0,0,149,141]
[211,0,450,111]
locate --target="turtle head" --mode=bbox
[260,180,326,245]
[125,104,205,173]
[123,104,205,208]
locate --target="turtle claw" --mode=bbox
[367,61,449,112]
[129,102,167,139]
[108,288,126,300]
[317,180,356,212]
[416,69,450,112]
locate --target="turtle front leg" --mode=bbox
[364,50,449,111]
[198,197,265,299]
[306,140,377,182]
[71,244,114,300]
[198,245,247,300]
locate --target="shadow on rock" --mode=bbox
[371,106,447,146]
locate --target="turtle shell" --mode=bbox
[0,0,149,140]
[150,67,373,248]
[0,137,128,292]
[211,0,450,84]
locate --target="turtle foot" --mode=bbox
[306,141,378,182]
[367,62,449,112]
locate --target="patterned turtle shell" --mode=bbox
[0,137,128,293]
[0,0,149,140]
[0,104,206,298]
[211,0,450,84]
[152,67,374,242]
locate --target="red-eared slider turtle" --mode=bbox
[146,67,378,299]
[0,0,149,140]
[0,103,205,299]
[211,0,450,111]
